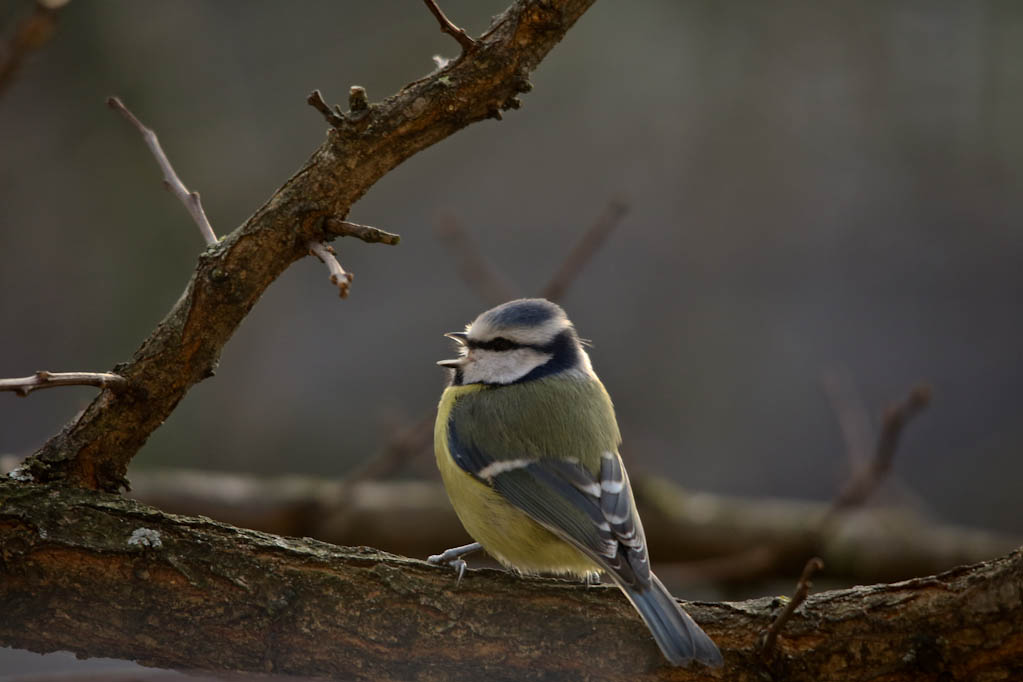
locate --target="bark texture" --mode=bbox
[19,0,595,492]
[1,480,1021,681]
[118,466,1022,587]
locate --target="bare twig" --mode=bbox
[828,384,932,516]
[759,557,825,659]
[106,97,217,246]
[421,0,476,55]
[0,0,68,97]
[541,198,629,301]
[0,370,126,397]
[306,89,345,127]
[308,242,353,298]
[435,213,518,305]
[325,217,401,245]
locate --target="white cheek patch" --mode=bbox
[461,347,553,385]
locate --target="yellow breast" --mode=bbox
[434,384,597,577]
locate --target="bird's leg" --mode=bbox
[428,542,483,585]
[583,571,602,587]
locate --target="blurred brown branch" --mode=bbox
[435,213,518,305]
[826,384,932,517]
[656,385,933,585]
[0,0,66,97]
[2,460,998,587]
[541,197,628,300]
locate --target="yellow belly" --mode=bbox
[435,385,597,577]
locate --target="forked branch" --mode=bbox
[422,0,477,55]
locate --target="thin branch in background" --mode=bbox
[347,415,434,488]
[325,217,401,245]
[306,89,345,127]
[313,413,436,539]
[106,97,218,246]
[308,242,353,298]
[822,371,934,516]
[820,369,874,473]
[666,382,931,586]
[0,370,126,397]
[540,198,629,301]
[827,384,932,516]
[434,213,518,305]
[421,0,476,56]
[0,0,69,97]
[758,557,825,660]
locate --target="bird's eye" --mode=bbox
[488,337,516,351]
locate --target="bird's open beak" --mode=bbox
[438,331,469,368]
[444,331,468,345]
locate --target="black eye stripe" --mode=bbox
[467,336,522,352]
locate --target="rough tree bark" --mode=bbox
[111,466,1021,587]
[1,481,1021,682]
[18,0,596,492]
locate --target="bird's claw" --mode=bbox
[428,553,468,586]
[428,542,481,586]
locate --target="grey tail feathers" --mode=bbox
[620,572,723,667]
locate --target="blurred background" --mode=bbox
[1,0,1022,677]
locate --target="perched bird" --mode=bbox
[430,298,722,667]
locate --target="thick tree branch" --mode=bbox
[0,370,126,397]
[107,96,218,246]
[20,0,596,492]
[65,466,1017,587]
[1,481,1020,681]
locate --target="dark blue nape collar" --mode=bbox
[515,330,582,384]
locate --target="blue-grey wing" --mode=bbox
[448,419,651,589]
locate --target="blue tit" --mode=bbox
[430,298,722,668]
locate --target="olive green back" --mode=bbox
[448,374,621,474]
